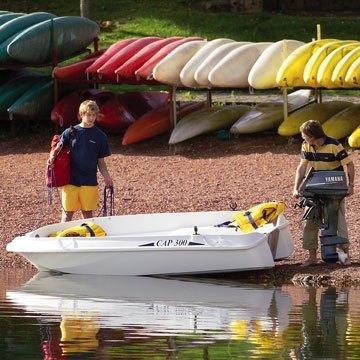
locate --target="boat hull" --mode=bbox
[7,211,294,276]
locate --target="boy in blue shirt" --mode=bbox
[48,100,113,222]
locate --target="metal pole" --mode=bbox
[283,88,288,120]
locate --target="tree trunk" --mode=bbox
[80,0,90,18]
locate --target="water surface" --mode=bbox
[1,270,360,359]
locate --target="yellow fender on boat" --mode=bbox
[231,202,285,233]
[49,222,106,237]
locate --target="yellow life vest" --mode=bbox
[49,222,106,237]
[231,202,285,233]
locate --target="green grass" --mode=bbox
[1,0,359,94]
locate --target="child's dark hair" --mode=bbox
[300,120,325,139]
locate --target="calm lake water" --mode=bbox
[1,270,360,359]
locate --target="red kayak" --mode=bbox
[53,49,106,80]
[85,38,138,78]
[51,89,169,131]
[122,101,206,145]
[135,37,203,80]
[115,37,183,80]
[97,37,162,81]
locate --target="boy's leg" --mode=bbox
[302,217,319,266]
[79,186,99,218]
[61,185,81,222]
[82,210,93,219]
[62,210,75,222]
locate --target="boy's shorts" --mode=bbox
[62,185,99,212]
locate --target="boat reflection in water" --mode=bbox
[6,273,360,359]
[7,273,293,358]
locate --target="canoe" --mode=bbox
[331,46,360,87]
[276,39,338,87]
[8,80,77,119]
[7,80,54,118]
[6,208,294,275]
[53,49,106,80]
[152,40,207,86]
[316,42,360,88]
[0,12,57,64]
[0,13,25,26]
[115,37,183,79]
[7,16,100,64]
[0,75,49,114]
[348,126,360,148]
[322,104,360,139]
[122,101,206,145]
[248,39,305,89]
[278,101,354,136]
[97,37,162,80]
[208,42,272,88]
[194,42,251,87]
[230,89,311,134]
[85,38,138,77]
[135,36,203,80]
[0,12,56,44]
[179,38,235,88]
[169,105,251,144]
[303,40,356,87]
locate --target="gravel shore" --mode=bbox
[1,94,359,286]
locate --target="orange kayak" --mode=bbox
[122,101,206,145]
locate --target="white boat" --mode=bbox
[6,210,294,276]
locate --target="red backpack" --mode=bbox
[46,126,74,188]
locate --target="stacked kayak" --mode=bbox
[51,89,169,133]
[230,90,312,135]
[278,101,354,136]
[276,38,360,88]
[0,12,100,65]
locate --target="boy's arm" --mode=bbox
[47,144,62,165]
[346,161,355,195]
[98,157,113,187]
[293,161,308,198]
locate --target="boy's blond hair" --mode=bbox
[79,100,100,116]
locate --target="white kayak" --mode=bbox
[230,89,312,134]
[7,209,294,276]
[208,42,272,88]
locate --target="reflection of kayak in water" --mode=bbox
[7,273,292,335]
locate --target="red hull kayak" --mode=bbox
[97,37,162,81]
[51,90,169,131]
[122,101,206,145]
[135,37,203,80]
[53,49,106,80]
[115,37,183,79]
[85,38,138,78]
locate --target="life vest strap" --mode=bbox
[245,211,258,230]
[81,223,95,237]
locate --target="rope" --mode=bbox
[101,186,115,216]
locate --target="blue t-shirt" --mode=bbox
[60,125,111,186]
